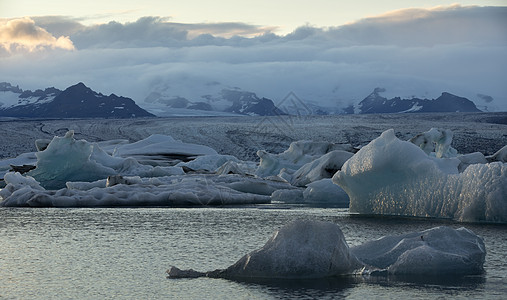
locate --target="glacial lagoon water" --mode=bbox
[1,206,506,299]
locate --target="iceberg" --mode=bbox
[270,179,349,206]
[25,131,184,189]
[291,150,353,187]
[167,220,486,279]
[168,220,363,279]
[112,134,218,166]
[351,226,486,276]
[176,154,257,175]
[302,179,349,205]
[409,128,457,158]
[0,173,272,207]
[333,129,507,223]
[256,141,353,178]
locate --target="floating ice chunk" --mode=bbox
[167,221,485,280]
[0,174,271,207]
[457,152,487,172]
[216,161,245,175]
[225,175,295,196]
[351,226,486,275]
[112,134,217,166]
[303,179,349,205]
[256,141,353,178]
[0,172,44,203]
[291,150,353,186]
[270,180,348,206]
[24,131,184,189]
[333,129,507,223]
[176,154,240,172]
[27,131,117,189]
[168,220,363,279]
[409,128,457,158]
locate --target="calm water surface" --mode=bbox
[1,206,506,299]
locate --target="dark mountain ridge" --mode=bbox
[345,88,481,114]
[0,82,154,118]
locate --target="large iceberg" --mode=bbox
[25,131,184,189]
[167,220,486,279]
[333,129,507,223]
[168,220,363,279]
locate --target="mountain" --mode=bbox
[344,88,482,114]
[0,82,155,118]
[221,89,286,116]
[143,88,286,117]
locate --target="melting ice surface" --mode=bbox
[168,220,486,279]
[333,129,507,223]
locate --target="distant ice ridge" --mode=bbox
[333,129,507,223]
[168,220,486,279]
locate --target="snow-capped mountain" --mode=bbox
[344,88,482,114]
[142,88,286,117]
[0,82,154,118]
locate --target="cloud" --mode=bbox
[0,18,75,53]
[477,94,494,103]
[0,5,506,111]
[325,5,507,47]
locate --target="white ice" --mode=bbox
[168,220,486,279]
[290,150,353,186]
[255,140,353,178]
[333,129,507,223]
[409,128,457,158]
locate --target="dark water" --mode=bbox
[1,207,506,299]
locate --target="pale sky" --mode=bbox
[1,0,506,33]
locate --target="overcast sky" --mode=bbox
[1,1,506,111]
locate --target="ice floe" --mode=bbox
[0,173,275,207]
[333,129,507,223]
[167,220,486,279]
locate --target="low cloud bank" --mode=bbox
[1,5,505,111]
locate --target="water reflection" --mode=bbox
[230,274,487,299]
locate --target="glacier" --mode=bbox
[333,129,507,223]
[167,220,486,279]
